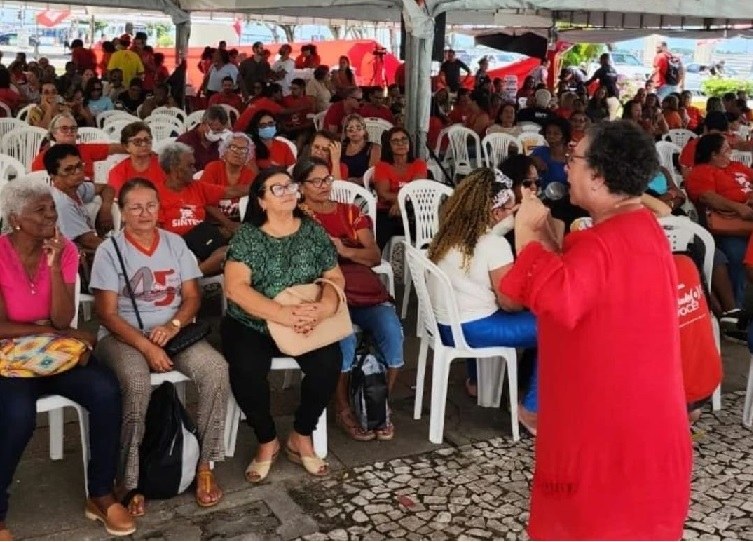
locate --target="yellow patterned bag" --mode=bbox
[0,334,89,378]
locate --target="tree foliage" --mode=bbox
[560,43,606,68]
[701,78,753,97]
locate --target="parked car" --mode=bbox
[683,62,740,95]
[0,33,39,47]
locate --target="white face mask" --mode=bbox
[205,129,230,143]
[491,213,516,236]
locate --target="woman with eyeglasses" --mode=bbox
[295,157,404,441]
[427,168,540,434]
[221,167,344,482]
[83,77,114,117]
[108,122,166,194]
[341,114,381,184]
[90,178,230,517]
[31,113,126,181]
[373,127,428,249]
[200,132,258,228]
[247,110,296,170]
[27,81,66,128]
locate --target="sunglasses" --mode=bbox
[521,178,539,189]
[390,136,409,145]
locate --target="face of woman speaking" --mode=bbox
[566,136,594,209]
[12,194,57,240]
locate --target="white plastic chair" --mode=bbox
[97,110,131,128]
[152,106,187,124]
[398,180,454,321]
[404,245,519,444]
[77,127,110,144]
[93,154,127,185]
[0,117,23,140]
[185,110,205,131]
[238,196,249,222]
[364,117,393,145]
[738,125,751,141]
[0,100,11,118]
[146,115,185,136]
[224,357,328,458]
[21,170,52,185]
[330,180,395,297]
[656,141,682,173]
[444,125,481,178]
[41,274,91,495]
[0,153,27,180]
[731,150,753,168]
[16,104,36,122]
[147,121,179,142]
[218,104,240,126]
[274,136,298,160]
[153,137,178,155]
[103,120,133,142]
[1,126,47,171]
[517,122,542,133]
[101,112,139,129]
[659,215,721,412]
[664,129,697,148]
[362,166,375,190]
[516,132,547,155]
[482,133,518,169]
[312,111,327,131]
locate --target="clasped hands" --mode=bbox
[281,301,336,335]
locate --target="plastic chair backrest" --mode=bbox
[274,136,298,159]
[1,126,47,171]
[152,106,187,122]
[313,111,327,131]
[148,121,179,142]
[445,125,481,171]
[0,117,22,141]
[0,101,11,118]
[655,141,681,172]
[482,133,518,168]
[21,170,52,185]
[16,104,36,122]
[97,110,132,128]
[152,137,178,155]
[330,180,377,235]
[219,104,240,125]
[238,196,249,222]
[103,119,133,142]
[518,122,542,133]
[362,166,375,190]
[364,117,393,145]
[664,129,697,148]
[0,153,27,180]
[146,114,184,134]
[659,215,714,289]
[398,179,454,251]
[102,112,139,128]
[93,154,128,185]
[731,150,753,168]
[516,132,547,155]
[185,110,205,131]
[77,127,110,144]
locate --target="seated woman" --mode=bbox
[0,178,134,539]
[27,82,66,129]
[31,112,126,180]
[686,133,753,307]
[530,117,570,189]
[308,130,348,179]
[221,167,344,482]
[108,122,166,194]
[427,168,540,434]
[200,132,258,228]
[341,114,381,184]
[662,95,685,130]
[246,110,296,170]
[156,142,249,275]
[83,77,114,118]
[585,86,609,123]
[90,178,230,516]
[295,158,404,441]
[569,111,589,144]
[486,103,523,138]
[373,127,428,249]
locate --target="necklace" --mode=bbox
[9,237,41,295]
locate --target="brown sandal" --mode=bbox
[336,409,376,441]
[195,469,223,508]
[119,491,145,518]
[0,527,13,541]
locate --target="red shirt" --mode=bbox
[685,106,702,131]
[199,160,255,221]
[294,54,320,69]
[256,139,296,170]
[208,91,245,113]
[281,95,314,127]
[0,88,20,114]
[653,51,669,87]
[72,47,97,73]
[32,143,110,179]
[233,97,283,132]
[373,159,428,210]
[323,101,348,133]
[448,104,470,125]
[358,104,394,124]
[155,181,226,235]
[175,128,220,171]
[685,161,753,204]
[312,202,372,241]
[108,155,166,195]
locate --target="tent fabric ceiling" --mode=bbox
[473,28,753,45]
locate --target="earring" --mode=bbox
[14,225,20,231]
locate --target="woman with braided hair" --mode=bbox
[427,168,539,434]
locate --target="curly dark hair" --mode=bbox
[499,154,536,188]
[244,167,305,226]
[584,120,658,196]
[694,133,726,166]
[540,116,572,145]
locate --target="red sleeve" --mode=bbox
[234,105,254,131]
[349,204,372,232]
[679,139,696,169]
[108,161,126,193]
[31,149,46,172]
[410,159,428,180]
[199,161,222,185]
[208,94,219,107]
[199,182,228,206]
[373,162,391,185]
[269,100,284,116]
[81,143,110,163]
[499,231,609,330]
[685,165,715,203]
[339,163,349,179]
[283,143,295,166]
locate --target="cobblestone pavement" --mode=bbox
[294,391,753,541]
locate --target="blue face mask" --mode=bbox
[258,126,277,139]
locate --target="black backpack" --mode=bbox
[349,334,389,431]
[137,382,200,499]
[664,54,682,86]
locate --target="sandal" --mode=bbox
[245,445,280,483]
[285,445,329,477]
[336,409,376,441]
[375,421,395,441]
[120,490,145,518]
[195,469,223,507]
[465,378,478,399]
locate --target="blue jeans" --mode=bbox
[340,303,404,372]
[657,84,679,100]
[438,310,538,412]
[0,360,122,521]
[716,235,748,307]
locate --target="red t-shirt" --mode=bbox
[208,92,245,113]
[312,203,372,241]
[358,104,394,124]
[323,101,347,133]
[32,143,110,179]
[373,159,428,210]
[108,155,166,195]
[448,105,470,125]
[679,137,699,170]
[155,181,226,235]
[199,160,255,220]
[233,97,283,132]
[281,95,314,127]
[256,139,296,170]
[0,88,20,114]
[685,161,753,204]
[72,47,97,73]
[653,52,669,87]
[685,106,702,131]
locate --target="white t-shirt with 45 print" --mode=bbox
[433,231,515,324]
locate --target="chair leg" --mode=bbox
[75,406,90,496]
[82,302,92,322]
[712,385,721,412]
[476,355,506,409]
[224,396,241,457]
[413,338,430,420]
[711,316,722,411]
[401,266,412,320]
[743,355,753,428]
[505,352,520,442]
[49,408,64,461]
[313,408,327,458]
[282,370,297,390]
[385,268,395,298]
[428,352,452,444]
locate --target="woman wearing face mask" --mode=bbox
[247,110,296,170]
[427,168,540,434]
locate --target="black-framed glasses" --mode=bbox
[305,175,334,188]
[266,182,299,197]
[390,136,410,145]
[59,162,85,176]
[128,136,153,147]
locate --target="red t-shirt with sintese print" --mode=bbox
[108,155,166,195]
[373,159,428,211]
[199,160,255,221]
[685,161,753,204]
[310,202,373,242]
[155,181,226,235]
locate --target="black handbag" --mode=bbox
[111,237,210,357]
[182,222,227,262]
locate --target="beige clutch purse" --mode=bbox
[268,278,352,356]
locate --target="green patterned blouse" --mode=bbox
[226,218,337,334]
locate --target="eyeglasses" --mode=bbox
[126,202,159,215]
[305,175,334,188]
[59,162,85,176]
[345,125,364,133]
[128,136,153,147]
[390,136,410,145]
[56,125,78,133]
[258,121,276,128]
[265,182,299,197]
[566,153,586,164]
[521,178,539,189]
[228,144,248,154]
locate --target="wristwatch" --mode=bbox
[170,319,182,330]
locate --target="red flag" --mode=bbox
[36,9,71,28]
[232,19,242,38]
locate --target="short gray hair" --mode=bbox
[158,141,193,174]
[203,105,229,126]
[0,178,52,232]
[218,132,253,159]
[49,112,77,136]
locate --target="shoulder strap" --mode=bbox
[110,236,144,331]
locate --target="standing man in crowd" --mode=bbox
[238,41,271,99]
[107,34,144,89]
[652,41,683,99]
[439,49,471,93]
